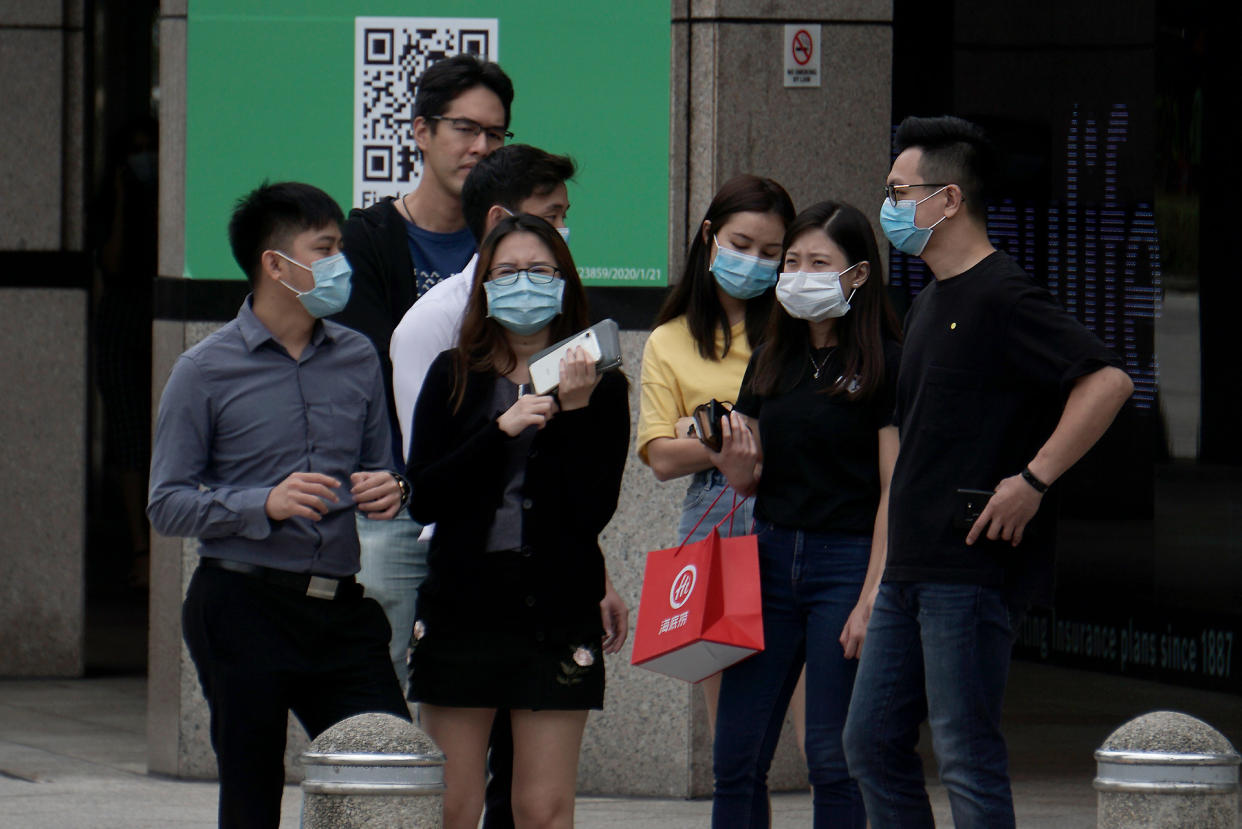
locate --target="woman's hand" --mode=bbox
[557,346,600,411]
[839,591,876,660]
[497,393,558,436]
[709,411,760,496]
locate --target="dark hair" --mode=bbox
[749,201,902,401]
[413,54,515,127]
[228,181,344,286]
[655,174,795,360]
[461,144,576,244]
[894,115,995,221]
[452,214,590,411]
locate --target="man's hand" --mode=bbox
[674,415,696,439]
[265,472,340,521]
[600,578,629,654]
[498,393,558,436]
[966,473,1043,547]
[350,471,401,520]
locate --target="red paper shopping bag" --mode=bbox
[631,498,763,683]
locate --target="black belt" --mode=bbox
[199,558,355,600]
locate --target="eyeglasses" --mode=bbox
[487,265,560,286]
[884,183,951,207]
[426,115,513,145]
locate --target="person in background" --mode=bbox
[636,173,797,736]
[405,214,629,829]
[333,53,515,688]
[712,200,901,829]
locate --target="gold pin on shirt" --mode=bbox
[950,322,957,330]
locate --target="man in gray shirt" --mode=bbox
[148,182,410,829]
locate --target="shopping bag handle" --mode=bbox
[675,484,750,556]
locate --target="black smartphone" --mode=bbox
[953,488,995,529]
[693,399,732,452]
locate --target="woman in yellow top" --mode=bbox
[637,174,795,727]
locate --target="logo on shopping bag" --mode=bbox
[670,564,697,609]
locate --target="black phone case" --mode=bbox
[953,488,995,529]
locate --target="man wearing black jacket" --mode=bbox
[334,54,515,686]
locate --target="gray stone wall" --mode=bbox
[0,2,88,677]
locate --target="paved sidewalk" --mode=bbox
[2,662,1240,827]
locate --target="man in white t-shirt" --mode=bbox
[390,144,576,457]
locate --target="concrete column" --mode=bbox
[579,0,894,797]
[0,1,89,677]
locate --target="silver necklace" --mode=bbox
[809,347,834,379]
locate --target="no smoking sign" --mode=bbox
[783,24,821,88]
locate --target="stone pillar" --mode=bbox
[145,0,310,778]
[1096,710,1240,829]
[301,713,444,828]
[0,1,89,677]
[581,0,896,797]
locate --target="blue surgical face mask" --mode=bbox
[275,251,352,318]
[776,261,863,322]
[484,272,565,335]
[879,186,949,256]
[710,235,780,299]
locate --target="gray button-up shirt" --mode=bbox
[147,298,392,577]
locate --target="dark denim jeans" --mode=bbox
[712,518,869,829]
[842,582,1016,829]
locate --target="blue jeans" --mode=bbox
[712,519,869,829]
[678,468,754,544]
[843,582,1016,829]
[355,510,429,688]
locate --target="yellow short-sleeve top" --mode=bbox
[637,315,752,465]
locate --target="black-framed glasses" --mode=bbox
[884,183,951,207]
[487,265,560,286]
[426,115,513,144]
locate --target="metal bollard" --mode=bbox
[300,712,444,828]
[1095,710,1240,829]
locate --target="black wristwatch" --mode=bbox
[1020,466,1049,494]
[390,472,411,507]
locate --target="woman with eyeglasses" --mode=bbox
[637,174,796,732]
[405,214,629,829]
[710,201,902,829]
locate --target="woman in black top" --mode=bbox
[710,201,902,829]
[405,214,629,829]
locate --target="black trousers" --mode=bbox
[182,565,409,829]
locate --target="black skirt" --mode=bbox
[407,616,605,710]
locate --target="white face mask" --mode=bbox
[775,261,864,322]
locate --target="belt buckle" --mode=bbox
[306,576,339,600]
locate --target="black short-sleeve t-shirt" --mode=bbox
[735,339,901,534]
[886,250,1125,603]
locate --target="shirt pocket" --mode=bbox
[308,398,368,465]
[919,365,986,440]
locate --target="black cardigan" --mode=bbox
[332,198,416,464]
[406,350,631,632]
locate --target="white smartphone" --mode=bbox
[528,327,604,395]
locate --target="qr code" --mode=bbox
[354,17,499,208]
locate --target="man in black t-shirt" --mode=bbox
[842,116,1133,829]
